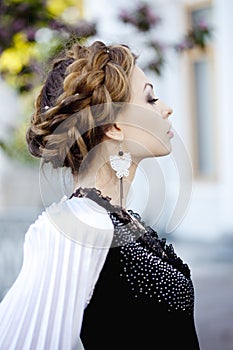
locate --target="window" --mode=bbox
[186,2,217,180]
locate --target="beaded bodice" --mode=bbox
[71,187,194,314]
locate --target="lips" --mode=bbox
[167,125,174,138]
[167,130,174,138]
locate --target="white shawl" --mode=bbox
[0,196,113,349]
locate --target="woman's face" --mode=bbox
[118,65,173,159]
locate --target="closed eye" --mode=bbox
[148,97,159,105]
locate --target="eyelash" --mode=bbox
[148,97,159,105]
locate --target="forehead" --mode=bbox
[130,65,150,98]
[131,65,148,85]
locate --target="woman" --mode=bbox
[0,40,200,349]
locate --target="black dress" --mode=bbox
[71,188,200,350]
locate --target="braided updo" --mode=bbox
[26,40,136,175]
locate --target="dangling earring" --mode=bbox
[109,144,132,208]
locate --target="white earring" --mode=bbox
[109,144,132,208]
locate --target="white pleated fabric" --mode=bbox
[0,197,113,350]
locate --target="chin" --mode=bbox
[165,142,172,154]
[157,146,172,157]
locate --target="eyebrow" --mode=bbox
[144,83,153,90]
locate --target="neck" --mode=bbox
[73,143,138,208]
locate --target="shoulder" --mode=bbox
[28,196,114,249]
[65,196,113,230]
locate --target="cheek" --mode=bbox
[137,115,167,141]
[118,105,168,145]
[124,126,170,157]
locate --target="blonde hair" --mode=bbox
[26,40,136,175]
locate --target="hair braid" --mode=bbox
[26,40,137,175]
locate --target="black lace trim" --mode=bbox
[70,187,191,278]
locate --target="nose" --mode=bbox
[158,99,173,119]
[162,106,173,119]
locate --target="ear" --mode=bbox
[104,123,124,141]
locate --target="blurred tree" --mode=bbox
[0,0,96,163]
[0,0,96,93]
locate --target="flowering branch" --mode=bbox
[0,0,96,93]
[0,0,97,163]
[119,2,213,76]
[174,20,212,52]
[119,3,161,32]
